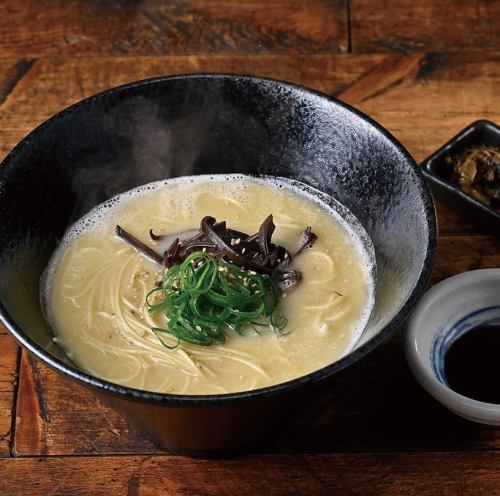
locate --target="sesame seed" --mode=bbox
[235,238,241,245]
[195,325,202,332]
[282,293,287,298]
[230,238,235,246]
[202,247,207,252]
[284,252,289,259]
[241,248,246,254]
[218,267,225,272]
[248,270,257,275]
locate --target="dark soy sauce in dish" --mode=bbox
[444,324,500,404]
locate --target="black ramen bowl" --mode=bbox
[0,74,436,454]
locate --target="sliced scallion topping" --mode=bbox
[147,251,287,349]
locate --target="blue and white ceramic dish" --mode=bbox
[405,269,500,425]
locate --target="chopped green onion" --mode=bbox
[146,251,287,348]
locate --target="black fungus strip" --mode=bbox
[116,214,318,291]
[149,229,166,241]
[257,214,275,257]
[295,226,318,256]
[115,225,164,265]
[163,237,181,268]
[200,216,273,274]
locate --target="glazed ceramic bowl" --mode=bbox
[0,74,436,453]
[405,269,500,425]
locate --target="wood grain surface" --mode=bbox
[0,52,498,164]
[351,0,500,53]
[0,0,348,57]
[0,0,499,494]
[14,352,157,456]
[0,327,18,456]
[1,452,499,496]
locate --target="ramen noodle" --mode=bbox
[43,175,375,394]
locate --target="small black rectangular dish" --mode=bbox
[421,120,500,235]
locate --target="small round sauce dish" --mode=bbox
[405,269,500,425]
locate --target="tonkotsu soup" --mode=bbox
[42,175,375,395]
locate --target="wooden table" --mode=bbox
[0,1,499,494]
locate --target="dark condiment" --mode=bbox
[444,324,500,404]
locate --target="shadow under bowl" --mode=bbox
[0,74,436,454]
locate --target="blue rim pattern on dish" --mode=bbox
[432,305,500,385]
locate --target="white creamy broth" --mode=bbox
[43,175,375,394]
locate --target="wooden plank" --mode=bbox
[433,235,500,283]
[1,452,499,496]
[0,53,380,161]
[14,230,500,455]
[0,0,348,58]
[435,201,479,235]
[351,0,500,53]
[0,325,19,456]
[14,350,157,456]
[0,51,498,173]
[336,51,500,163]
